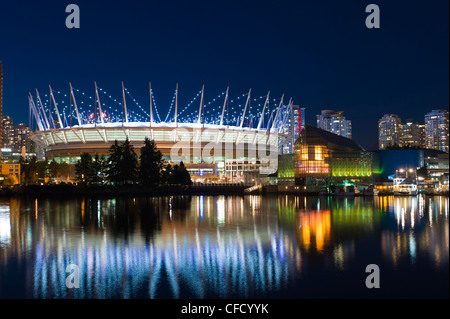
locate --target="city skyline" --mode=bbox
[0,0,448,148]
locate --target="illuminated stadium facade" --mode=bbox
[29,83,296,182]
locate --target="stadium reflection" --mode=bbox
[0,195,447,299]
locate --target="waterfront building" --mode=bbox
[277,153,295,186]
[185,163,217,184]
[376,149,424,182]
[374,148,448,193]
[378,114,402,149]
[424,153,449,191]
[376,148,445,182]
[29,84,292,183]
[316,110,352,139]
[294,125,377,189]
[425,109,449,153]
[331,151,380,185]
[224,160,269,184]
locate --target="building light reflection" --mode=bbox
[0,205,11,246]
[0,195,447,298]
[298,210,331,253]
[217,196,225,225]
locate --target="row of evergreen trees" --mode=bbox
[75,138,192,186]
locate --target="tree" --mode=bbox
[92,155,107,184]
[58,162,72,181]
[36,160,49,181]
[139,138,163,186]
[174,162,192,186]
[49,160,60,180]
[162,162,192,185]
[181,162,193,185]
[1,175,15,186]
[121,138,138,184]
[161,164,173,184]
[106,138,138,185]
[75,153,93,183]
[106,140,122,185]
[20,156,38,185]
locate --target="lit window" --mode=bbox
[301,146,308,160]
[315,146,323,161]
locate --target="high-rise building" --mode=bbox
[299,107,306,134]
[425,109,449,153]
[282,106,306,154]
[1,115,14,147]
[316,110,352,139]
[401,119,425,148]
[13,123,31,149]
[1,116,31,150]
[378,114,402,149]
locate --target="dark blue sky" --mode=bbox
[0,0,448,147]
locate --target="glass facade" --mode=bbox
[294,125,378,187]
[277,154,295,185]
[331,151,379,184]
[294,127,331,186]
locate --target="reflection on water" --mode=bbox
[0,195,448,299]
[380,196,449,270]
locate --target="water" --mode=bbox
[0,195,448,299]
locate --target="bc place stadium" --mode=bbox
[29,82,303,183]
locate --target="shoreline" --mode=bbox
[1,184,448,199]
[1,184,248,198]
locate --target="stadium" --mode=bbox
[29,83,296,183]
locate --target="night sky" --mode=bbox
[0,0,448,148]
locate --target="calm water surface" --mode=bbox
[0,195,448,299]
